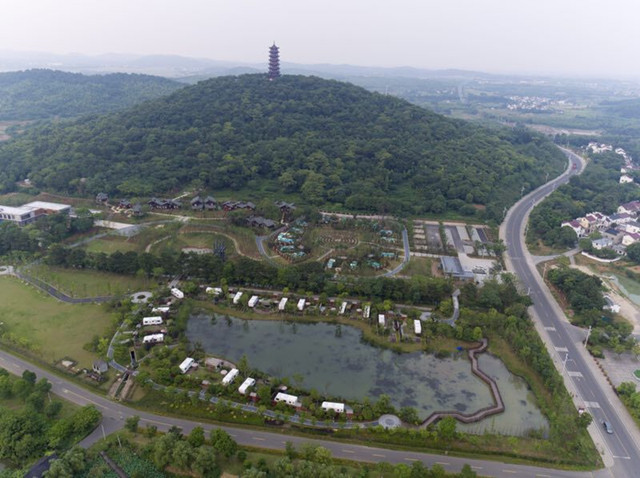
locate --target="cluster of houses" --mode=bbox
[273,220,308,260]
[561,200,640,253]
[586,142,636,184]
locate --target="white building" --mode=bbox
[339,301,348,315]
[278,297,288,311]
[620,174,634,184]
[142,333,164,344]
[238,377,256,395]
[222,368,239,386]
[142,316,163,326]
[274,392,300,407]
[297,298,306,311]
[233,291,243,305]
[363,305,371,319]
[622,233,640,246]
[248,295,259,308]
[171,288,184,299]
[0,201,71,227]
[591,238,613,250]
[321,401,345,413]
[179,357,195,374]
[414,319,422,335]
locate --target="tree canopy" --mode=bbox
[0,74,565,220]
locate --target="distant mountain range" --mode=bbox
[0,50,504,82]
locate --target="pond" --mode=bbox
[186,314,548,436]
[609,274,640,307]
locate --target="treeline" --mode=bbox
[0,74,566,220]
[45,246,453,305]
[0,213,94,257]
[527,149,640,248]
[0,69,181,121]
[0,369,101,468]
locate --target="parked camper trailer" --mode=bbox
[142,316,163,326]
[297,298,306,311]
[238,377,256,394]
[274,392,299,407]
[171,288,184,299]
[179,357,195,374]
[414,319,422,335]
[321,401,345,413]
[222,368,239,386]
[248,295,259,308]
[278,297,288,311]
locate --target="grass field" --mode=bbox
[85,236,141,254]
[26,265,151,297]
[402,257,433,277]
[0,276,114,367]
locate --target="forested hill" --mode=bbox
[0,69,182,120]
[0,74,566,219]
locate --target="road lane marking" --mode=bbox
[544,326,556,331]
[502,470,518,474]
[612,455,631,459]
[435,462,449,465]
[252,436,266,441]
[372,453,385,458]
[568,371,583,377]
[584,401,600,408]
[554,346,568,352]
[341,449,355,454]
[403,457,418,461]
[535,474,551,477]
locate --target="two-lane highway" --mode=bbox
[502,147,640,477]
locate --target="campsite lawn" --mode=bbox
[0,276,114,367]
[26,265,151,297]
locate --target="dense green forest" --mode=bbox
[0,74,566,220]
[0,69,181,120]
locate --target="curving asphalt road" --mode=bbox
[501,147,640,478]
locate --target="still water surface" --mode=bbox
[186,314,548,435]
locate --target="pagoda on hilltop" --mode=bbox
[268,43,280,80]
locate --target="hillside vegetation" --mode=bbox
[0,74,565,219]
[0,69,181,120]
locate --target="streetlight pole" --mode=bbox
[562,353,569,375]
[584,325,592,349]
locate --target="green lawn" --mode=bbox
[0,276,114,367]
[85,236,141,254]
[26,265,151,297]
[402,257,433,277]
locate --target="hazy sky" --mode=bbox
[2,0,639,77]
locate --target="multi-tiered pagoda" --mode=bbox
[268,43,280,80]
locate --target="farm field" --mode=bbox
[0,276,113,367]
[26,264,151,297]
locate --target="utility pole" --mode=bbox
[521,185,525,197]
[584,325,592,349]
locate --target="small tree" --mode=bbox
[125,415,140,433]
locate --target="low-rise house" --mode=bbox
[591,238,613,250]
[179,357,195,374]
[204,196,217,210]
[222,368,239,386]
[247,216,276,228]
[191,196,204,210]
[92,360,108,375]
[148,198,182,210]
[622,233,640,246]
[618,200,640,215]
[622,221,640,234]
[602,228,624,243]
[561,220,585,237]
[238,377,256,395]
[118,199,132,209]
[131,203,144,216]
[95,193,108,204]
[609,212,634,225]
